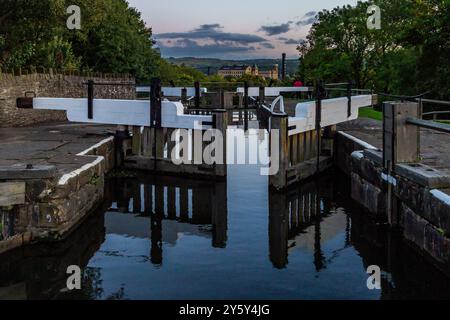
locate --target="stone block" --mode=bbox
[351,172,386,218]
[403,205,450,265]
[0,182,25,207]
[0,164,56,180]
[364,149,383,166]
[395,163,450,188]
[429,189,450,236]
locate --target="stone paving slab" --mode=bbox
[0,122,116,180]
[338,118,450,175]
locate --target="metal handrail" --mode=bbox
[326,88,372,93]
[406,117,450,134]
[422,111,450,116]
[377,91,432,101]
[417,98,450,106]
[324,82,350,87]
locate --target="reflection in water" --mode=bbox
[0,210,106,300]
[268,174,450,299]
[0,169,449,299]
[269,178,341,270]
[104,175,228,267]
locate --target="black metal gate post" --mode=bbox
[150,78,162,128]
[244,81,249,131]
[347,81,353,118]
[194,81,201,113]
[315,80,325,172]
[150,78,162,171]
[87,80,94,119]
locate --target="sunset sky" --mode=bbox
[127,0,358,59]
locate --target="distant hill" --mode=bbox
[166,57,300,76]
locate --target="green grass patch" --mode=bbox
[358,107,383,121]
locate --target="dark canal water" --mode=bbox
[1,131,449,300]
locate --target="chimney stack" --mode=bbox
[281,53,287,80]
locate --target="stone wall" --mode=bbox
[0,136,115,255]
[0,72,135,127]
[336,131,450,271]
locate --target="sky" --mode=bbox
[127,0,358,60]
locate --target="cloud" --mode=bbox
[260,42,275,49]
[195,24,222,31]
[284,39,300,45]
[259,23,291,36]
[158,38,256,58]
[156,24,266,44]
[296,12,317,26]
[283,38,306,45]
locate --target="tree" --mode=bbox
[297,0,450,99]
[0,0,188,83]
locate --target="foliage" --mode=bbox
[358,107,383,121]
[0,0,201,83]
[298,0,450,99]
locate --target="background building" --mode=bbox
[218,64,278,80]
[218,65,254,77]
[259,64,279,80]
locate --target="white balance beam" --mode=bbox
[32,98,212,129]
[288,95,374,135]
[237,87,312,97]
[136,87,208,97]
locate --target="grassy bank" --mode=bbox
[358,107,382,121]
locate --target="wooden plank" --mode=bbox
[155,128,166,159]
[395,104,420,163]
[285,156,333,186]
[132,126,142,156]
[298,133,305,162]
[166,128,176,161]
[383,102,420,165]
[310,130,318,160]
[214,111,228,176]
[0,182,26,207]
[291,134,298,165]
[269,115,289,190]
[193,129,203,165]
[304,131,312,161]
[124,156,219,177]
[142,127,154,157]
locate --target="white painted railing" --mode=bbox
[288,95,373,135]
[32,98,212,129]
[237,86,311,97]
